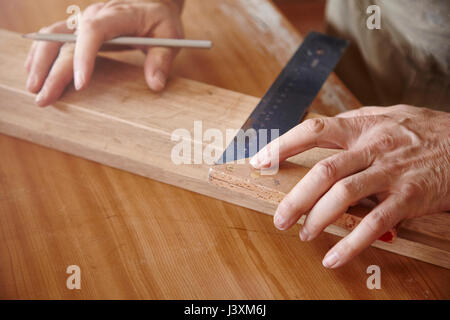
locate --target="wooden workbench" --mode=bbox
[0,0,448,299]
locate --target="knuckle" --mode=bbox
[374,133,397,151]
[103,0,124,8]
[361,146,374,165]
[400,182,422,200]
[163,24,182,38]
[59,43,76,55]
[359,114,379,128]
[304,118,325,134]
[315,159,337,181]
[157,49,175,63]
[81,17,101,30]
[46,70,67,86]
[384,159,403,174]
[335,178,358,200]
[84,2,104,13]
[367,209,392,234]
[392,104,413,112]
[373,163,395,181]
[109,3,132,13]
[278,198,297,215]
[42,77,56,90]
[338,238,359,259]
[81,18,110,39]
[363,114,390,126]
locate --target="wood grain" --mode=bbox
[0,28,346,232]
[0,0,360,115]
[0,0,449,299]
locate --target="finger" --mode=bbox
[73,5,141,91]
[35,44,75,107]
[143,16,182,91]
[273,148,374,230]
[27,41,62,92]
[337,106,386,118]
[27,41,63,92]
[250,117,363,169]
[144,47,178,91]
[25,41,37,72]
[26,21,71,93]
[300,166,389,241]
[322,194,408,268]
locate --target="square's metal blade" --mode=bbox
[216,32,349,164]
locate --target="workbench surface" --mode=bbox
[0,0,448,299]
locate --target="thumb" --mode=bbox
[144,47,178,92]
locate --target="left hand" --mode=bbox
[250,104,450,268]
[25,0,184,107]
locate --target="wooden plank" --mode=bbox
[209,163,450,269]
[0,28,336,216]
[0,29,362,221]
[0,1,449,300]
[398,215,450,252]
[1,28,449,269]
[0,0,360,116]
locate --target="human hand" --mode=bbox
[250,105,450,268]
[25,0,184,107]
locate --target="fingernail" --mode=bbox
[35,88,47,106]
[322,251,339,268]
[27,74,38,91]
[299,228,310,241]
[249,155,259,168]
[258,147,271,168]
[273,212,286,230]
[74,70,84,91]
[153,69,166,89]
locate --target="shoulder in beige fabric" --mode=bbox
[326,0,450,111]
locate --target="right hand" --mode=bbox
[25,0,185,107]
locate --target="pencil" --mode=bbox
[22,33,212,49]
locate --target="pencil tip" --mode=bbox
[22,33,34,39]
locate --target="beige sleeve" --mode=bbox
[325,0,450,111]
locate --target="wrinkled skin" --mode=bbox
[25,0,184,107]
[251,105,450,268]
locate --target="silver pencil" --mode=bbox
[22,33,212,49]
